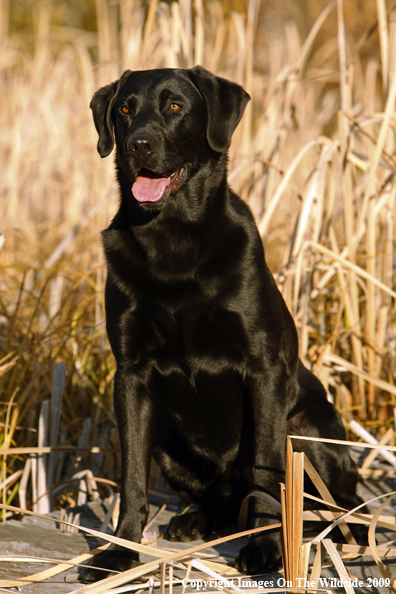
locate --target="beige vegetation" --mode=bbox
[0,0,396,512]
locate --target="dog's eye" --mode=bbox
[169,103,181,112]
[121,106,130,115]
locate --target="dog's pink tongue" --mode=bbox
[132,173,170,202]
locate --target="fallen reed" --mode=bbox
[0,0,395,510]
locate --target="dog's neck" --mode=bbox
[101,153,234,281]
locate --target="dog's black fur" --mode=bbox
[84,66,360,581]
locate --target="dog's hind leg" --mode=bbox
[288,360,360,507]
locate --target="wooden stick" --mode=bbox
[18,458,30,510]
[47,362,66,505]
[37,400,50,514]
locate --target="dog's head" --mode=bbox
[90,67,250,210]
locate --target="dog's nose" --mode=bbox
[127,134,157,159]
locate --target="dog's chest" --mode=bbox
[121,302,249,375]
[121,302,248,457]
[159,363,245,460]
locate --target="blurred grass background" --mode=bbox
[1,0,396,512]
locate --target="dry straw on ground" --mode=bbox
[1,0,396,589]
[1,0,395,438]
[1,437,396,593]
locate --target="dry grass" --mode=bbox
[1,437,396,592]
[0,0,396,518]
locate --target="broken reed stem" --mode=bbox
[366,195,377,419]
[0,446,120,456]
[377,0,389,95]
[284,438,304,593]
[280,482,289,580]
[337,0,349,118]
[1,391,18,519]
[285,438,293,585]
[161,561,166,594]
[291,452,304,592]
[287,434,396,591]
[337,108,366,413]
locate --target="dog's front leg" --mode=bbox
[235,372,290,575]
[81,370,156,582]
[114,369,157,540]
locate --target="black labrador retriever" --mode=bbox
[84,66,360,581]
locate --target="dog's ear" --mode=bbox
[90,70,132,158]
[187,65,250,153]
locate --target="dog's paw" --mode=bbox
[234,537,282,575]
[165,510,213,542]
[79,545,139,583]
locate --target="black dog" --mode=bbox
[84,66,360,581]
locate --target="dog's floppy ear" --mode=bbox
[187,65,250,153]
[90,70,132,158]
